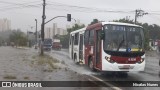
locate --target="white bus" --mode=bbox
[69,22,145,72]
[69,27,86,64]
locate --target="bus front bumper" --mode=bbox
[102,60,145,72]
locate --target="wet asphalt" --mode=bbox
[50,49,160,90]
[0,46,109,90]
[0,46,159,90]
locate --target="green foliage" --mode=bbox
[59,24,85,48]
[113,18,134,24]
[54,34,60,39]
[60,34,69,48]
[9,30,27,46]
[90,19,99,25]
[67,24,85,34]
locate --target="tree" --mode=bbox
[9,30,27,46]
[67,24,85,34]
[59,24,85,48]
[54,34,60,39]
[90,19,99,25]
[113,18,134,24]
[60,34,69,48]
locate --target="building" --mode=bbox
[44,23,68,39]
[63,29,68,35]
[57,28,66,35]
[66,25,71,29]
[0,18,11,32]
[45,27,53,39]
[53,23,57,37]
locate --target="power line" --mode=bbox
[0,1,22,5]
[46,5,133,14]
[148,13,160,15]
[47,1,160,16]
[46,6,133,14]
[147,15,160,21]
[0,4,41,12]
[23,1,133,14]
[0,0,41,10]
[46,1,134,13]
[1,0,160,15]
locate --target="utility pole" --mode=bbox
[35,19,37,44]
[27,30,29,47]
[135,10,138,24]
[41,0,46,55]
[135,9,148,24]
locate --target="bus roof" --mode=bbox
[70,22,142,33]
[102,22,142,28]
[86,22,143,30]
[70,27,86,34]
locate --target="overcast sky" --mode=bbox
[0,0,160,32]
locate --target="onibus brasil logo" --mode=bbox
[2,82,42,87]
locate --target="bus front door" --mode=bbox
[79,34,83,63]
[95,30,101,69]
[71,36,74,59]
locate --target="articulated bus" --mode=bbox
[69,22,145,72]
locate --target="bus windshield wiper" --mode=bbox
[117,35,124,51]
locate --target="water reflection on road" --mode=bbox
[51,49,160,90]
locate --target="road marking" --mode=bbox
[89,75,122,90]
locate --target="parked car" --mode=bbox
[52,42,62,50]
[52,39,62,50]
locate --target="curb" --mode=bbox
[84,74,122,90]
[16,47,30,50]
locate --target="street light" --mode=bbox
[35,19,37,44]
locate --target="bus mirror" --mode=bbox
[100,31,105,39]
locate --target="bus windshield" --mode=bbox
[103,24,144,52]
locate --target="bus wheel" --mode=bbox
[89,58,95,71]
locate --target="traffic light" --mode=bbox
[67,14,71,22]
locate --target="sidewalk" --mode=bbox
[0,47,87,81]
[0,47,110,90]
[15,46,30,50]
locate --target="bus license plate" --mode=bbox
[122,65,130,69]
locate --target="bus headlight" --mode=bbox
[137,58,145,63]
[105,56,110,61]
[140,58,145,63]
[105,56,115,63]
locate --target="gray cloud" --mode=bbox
[0,0,160,32]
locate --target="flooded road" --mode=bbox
[0,46,109,90]
[0,46,159,90]
[50,49,160,90]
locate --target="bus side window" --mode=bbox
[74,33,79,45]
[84,30,89,45]
[89,30,94,45]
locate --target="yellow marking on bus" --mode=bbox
[131,48,142,51]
